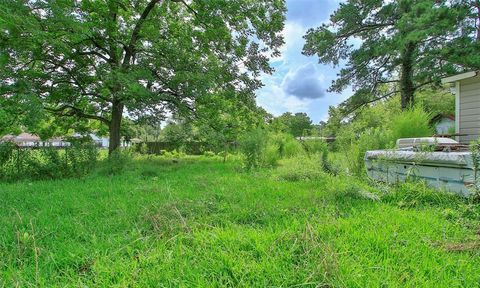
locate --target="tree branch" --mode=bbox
[45,105,110,124]
[336,22,394,39]
[176,0,198,16]
[124,0,163,67]
[413,80,435,90]
[77,50,110,62]
[343,90,400,115]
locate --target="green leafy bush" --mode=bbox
[0,142,98,181]
[239,130,306,170]
[0,141,16,163]
[269,133,304,158]
[302,139,328,155]
[65,142,98,176]
[239,128,268,170]
[330,105,433,177]
[137,143,148,155]
[163,149,186,158]
[348,127,392,176]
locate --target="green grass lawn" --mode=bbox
[1,156,480,287]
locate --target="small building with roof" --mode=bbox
[442,71,480,143]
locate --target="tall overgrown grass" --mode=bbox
[237,106,434,177]
[390,106,433,142]
[332,105,434,176]
[239,129,305,169]
[0,142,98,181]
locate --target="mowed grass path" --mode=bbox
[1,156,480,287]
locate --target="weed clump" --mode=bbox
[274,155,325,182]
[97,149,132,176]
[0,141,97,181]
[239,129,305,170]
[382,181,461,208]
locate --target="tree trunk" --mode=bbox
[400,42,416,110]
[108,100,124,155]
[477,3,480,41]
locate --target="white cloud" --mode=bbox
[282,63,325,99]
[257,82,312,116]
[255,0,349,123]
[272,21,307,64]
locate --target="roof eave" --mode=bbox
[441,71,478,84]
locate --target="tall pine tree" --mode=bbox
[303,0,475,114]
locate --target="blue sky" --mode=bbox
[256,0,350,123]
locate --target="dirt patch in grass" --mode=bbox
[140,199,223,238]
[443,241,480,252]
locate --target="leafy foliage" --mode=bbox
[0,0,286,152]
[239,128,269,170]
[325,99,433,176]
[0,143,98,182]
[390,106,433,142]
[269,112,313,137]
[239,129,305,170]
[303,0,476,113]
[97,149,132,176]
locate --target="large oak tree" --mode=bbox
[0,0,285,153]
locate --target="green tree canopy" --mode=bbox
[303,0,477,114]
[199,94,265,147]
[270,112,313,137]
[0,0,286,153]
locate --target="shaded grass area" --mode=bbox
[1,156,480,287]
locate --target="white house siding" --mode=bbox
[459,75,480,143]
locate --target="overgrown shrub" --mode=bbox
[302,139,328,155]
[301,139,335,173]
[97,149,132,176]
[100,149,132,175]
[269,133,304,158]
[163,149,186,158]
[203,151,216,157]
[239,130,306,170]
[0,141,16,163]
[65,142,98,176]
[331,106,433,177]
[0,142,98,181]
[348,127,392,176]
[239,128,268,170]
[390,106,433,144]
[137,143,148,155]
[263,143,281,167]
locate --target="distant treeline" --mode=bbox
[140,141,239,155]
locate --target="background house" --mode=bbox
[1,133,69,147]
[2,132,139,149]
[2,133,41,147]
[430,114,455,135]
[442,71,480,143]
